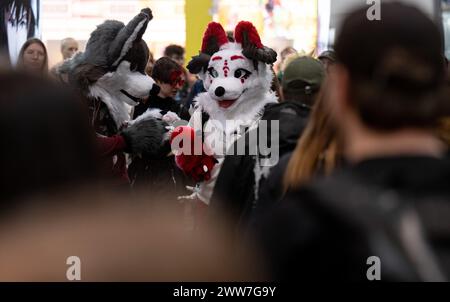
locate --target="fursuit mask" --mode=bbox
[187,21,277,111]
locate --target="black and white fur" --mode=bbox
[59,8,170,158]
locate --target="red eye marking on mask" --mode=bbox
[231,55,245,61]
[241,78,245,84]
[212,56,222,61]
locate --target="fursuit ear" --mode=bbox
[187,52,211,74]
[234,21,277,65]
[110,8,153,67]
[187,22,227,74]
[201,22,228,55]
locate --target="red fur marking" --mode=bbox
[212,56,222,61]
[201,22,228,53]
[234,21,263,49]
[241,78,245,84]
[231,55,245,61]
[223,60,229,77]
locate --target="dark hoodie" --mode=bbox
[252,154,450,281]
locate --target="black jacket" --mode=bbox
[210,101,311,230]
[256,152,292,211]
[251,155,450,281]
[133,95,190,121]
[128,95,191,196]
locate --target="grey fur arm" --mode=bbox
[120,117,168,157]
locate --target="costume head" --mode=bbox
[60,8,157,128]
[187,21,277,121]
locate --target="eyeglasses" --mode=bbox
[171,77,185,87]
[169,70,185,87]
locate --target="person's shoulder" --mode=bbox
[266,152,292,183]
[263,101,310,118]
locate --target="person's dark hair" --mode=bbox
[151,57,184,84]
[163,44,185,58]
[16,37,48,74]
[0,72,98,210]
[335,2,450,130]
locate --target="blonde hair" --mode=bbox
[436,117,450,148]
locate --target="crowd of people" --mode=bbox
[0,2,450,282]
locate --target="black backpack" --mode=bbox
[308,171,450,281]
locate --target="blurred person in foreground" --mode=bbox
[0,190,265,281]
[252,3,450,282]
[0,73,264,282]
[436,57,450,147]
[16,38,48,76]
[0,71,98,214]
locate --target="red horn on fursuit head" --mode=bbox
[234,21,277,65]
[234,21,263,49]
[201,22,229,55]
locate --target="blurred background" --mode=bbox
[1,0,449,282]
[2,0,449,69]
